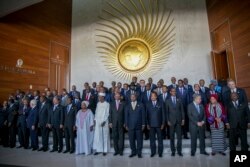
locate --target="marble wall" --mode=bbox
[71,0,212,89]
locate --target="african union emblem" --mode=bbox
[96,0,175,81]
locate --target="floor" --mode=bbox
[0,147,229,167]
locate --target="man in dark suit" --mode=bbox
[125,82,139,104]
[188,94,209,156]
[132,76,140,90]
[191,84,207,106]
[138,80,146,103]
[146,92,165,157]
[37,95,50,152]
[166,88,185,156]
[69,85,80,100]
[225,92,250,151]
[17,98,30,149]
[168,77,177,92]
[82,86,96,113]
[222,79,248,106]
[64,96,77,154]
[109,81,116,93]
[109,92,125,156]
[122,83,130,102]
[7,99,18,148]
[73,94,81,111]
[0,101,9,147]
[199,79,209,95]
[148,77,157,91]
[125,94,145,158]
[176,79,189,139]
[142,83,152,105]
[48,96,64,153]
[27,100,39,151]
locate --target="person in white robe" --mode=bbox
[93,92,110,156]
[75,101,94,155]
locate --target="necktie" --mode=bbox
[67,105,70,113]
[196,104,200,114]
[163,93,166,101]
[53,105,56,111]
[234,101,238,109]
[116,101,119,110]
[147,91,150,100]
[132,102,135,110]
[172,97,176,105]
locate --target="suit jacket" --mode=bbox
[137,86,146,103]
[17,105,30,127]
[223,88,248,106]
[187,102,206,128]
[27,106,38,128]
[72,99,81,111]
[109,101,125,127]
[190,91,207,106]
[150,83,157,91]
[146,101,165,127]
[226,101,250,129]
[69,91,80,99]
[141,90,152,105]
[200,86,209,95]
[165,97,185,125]
[48,104,64,128]
[125,102,145,130]
[168,84,177,92]
[37,102,51,127]
[158,92,170,105]
[7,104,18,126]
[125,90,139,104]
[0,106,8,127]
[176,87,189,107]
[64,104,77,128]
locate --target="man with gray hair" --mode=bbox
[188,94,208,156]
[27,99,39,151]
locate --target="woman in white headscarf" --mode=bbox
[75,101,94,155]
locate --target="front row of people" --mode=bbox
[1,89,249,158]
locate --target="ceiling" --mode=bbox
[0,0,43,17]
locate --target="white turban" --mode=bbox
[98,92,106,97]
[81,101,89,108]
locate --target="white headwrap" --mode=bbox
[98,92,106,97]
[81,101,89,107]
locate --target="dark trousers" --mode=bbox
[40,125,49,149]
[229,126,248,151]
[190,126,205,154]
[18,125,29,148]
[143,127,149,140]
[112,125,124,154]
[149,127,163,155]
[64,126,75,151]
[52,127,63,151]
[170,123,182,153]
[9,125,16,148]
[0,126,9,146]
[183,110,189,137]
[128,129,143,155]
[29,128,38,149]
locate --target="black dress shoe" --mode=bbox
[129,154,136,158]
[178,153,183,157]
[191,153,195,156]
[150,154,155,157]
[70,150,74,154]
[94,152,99,155]
[159,154,162,157]
[63,150,69,153]
[43,148,48,152]
[120,153,123,156]
[16,146,23,148]
[171,153,175,156]
[184,136,189,139]
[138,154,142,158]
[201,152,209,156]
[113,152,119,156]
[38,148,44,151]
[50,149,56,152]
[58,149,62,153]
[103,153,107,156]
[219,152,226,156]
[32,148,38,151]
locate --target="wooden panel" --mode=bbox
[212,22,231,51]
[0,0,72,102]
[206,0,250,101]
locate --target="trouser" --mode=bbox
[18,125,29,148]
[229,127,248,151]
[128,129,143,155]
[64,126,75,151]
[0,126,9,146]
[52,127,63,151]
[190,126,205,154]
[183,109,189,137]
[29,128,38,149]
[40,125,49,149]
[149,127,163,155]
[9,125,17,148]
[112,125,124,154]
[170,123,182,153]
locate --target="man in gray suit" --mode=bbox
[64,96,77,154]
[188,94,209,156]
[166,88,185,156]
[109,92,125,156]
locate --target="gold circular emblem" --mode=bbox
[117,39,151,73]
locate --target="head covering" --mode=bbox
[98,92,106,97]
[81,101,89,108]
[210,94,218,101]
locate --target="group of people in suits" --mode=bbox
[0,77,249,158]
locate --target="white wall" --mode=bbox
[71,0,212,90]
